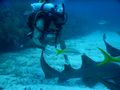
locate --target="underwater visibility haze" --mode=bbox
[0,0,120,90]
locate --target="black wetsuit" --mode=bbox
[27,3,66,47]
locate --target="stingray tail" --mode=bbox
[97,48,112,66]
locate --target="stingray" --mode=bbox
[40,52,120,88]
[78,54,120,87]
[103,33,120,57]
[58,54,120,87]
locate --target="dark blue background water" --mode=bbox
[0,0,120,49]
[1,0,120,33]
[62,0,120,39]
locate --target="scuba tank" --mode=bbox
[31,2,54,12]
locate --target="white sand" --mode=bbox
[0,31,119,90]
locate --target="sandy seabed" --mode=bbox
[0,30,120,90]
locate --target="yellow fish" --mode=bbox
[98,48,120,66]
[56,48,81,55]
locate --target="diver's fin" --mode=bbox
[81,54,96,69]
[98,48,112,66]
[40,50,60,79]
[103,34,120,57]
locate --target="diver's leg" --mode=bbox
[60,40,69,65]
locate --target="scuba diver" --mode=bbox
[27,0,67,50]
[27,0,69,64]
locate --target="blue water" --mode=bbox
[62,0,120,39]
[0,0,120,90]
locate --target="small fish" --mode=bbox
[56,48,81,55]
[98,48,120,66]
[98,20,107,25]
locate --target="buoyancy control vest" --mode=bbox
[27,2,67,47]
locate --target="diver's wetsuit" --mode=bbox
[27,2,66,48]
[27,2,69,64]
